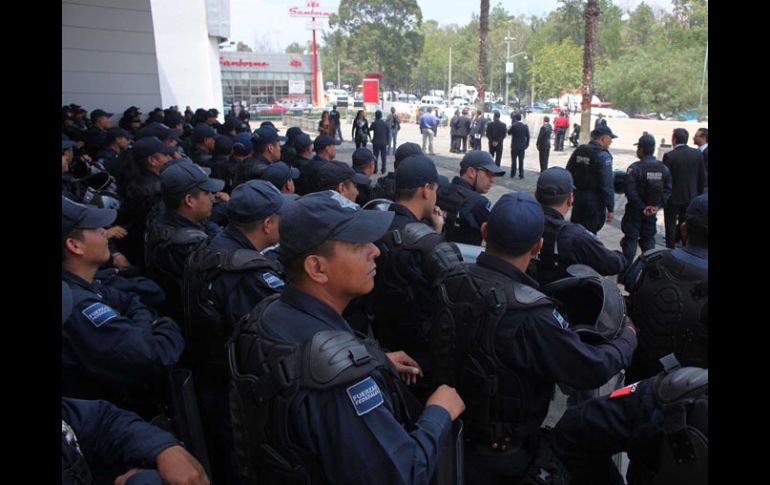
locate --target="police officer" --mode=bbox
[369,155,456,399]
[620,134,672,265]
[295,134,341,195]
[622,193,708,383]
[316,160,370,203]
[62,197,184,412]
[372,142,423,201]
[552,357,707,485]
[352,147,376,206]
[95,127,131,176]
[212,132,253,194]
[183,180,289,485]
[288,132,315,194]
[533,167,626,286]
[63,136,85,201]
[566,125,617,234]
[447,192,637,484]
[84,109,113,158]
[188,123,217,168]
[235,127,287,187]
[437,150,504,246]
[508,113,530,179]
[485,110,507,168]
[227,190,465,484]
[144,161,224,321]
[260,160,300,194]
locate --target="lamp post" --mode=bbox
[507,51,527,107]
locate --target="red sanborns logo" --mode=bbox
[288,6,332,17]
[289,59,303,67]
[307,1,320,7]
[220,57,269,67]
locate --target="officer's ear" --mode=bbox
[680,222,689,245]
[567,192,574,207]
[303,248,334,284]
[530,237,544,257]
[480,222,488,243]
[64,236,85,257]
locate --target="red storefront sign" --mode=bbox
[219,58,269,67]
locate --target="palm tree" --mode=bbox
[477,0,490,113]
[580,0,599,144]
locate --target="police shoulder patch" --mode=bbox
[552,309,569,329]
[626,166,633,175]
[262,272,285,289]
[346,376,384,416]
[81,303,118,328]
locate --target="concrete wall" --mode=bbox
[62,0,162,119]
[150,0,225,117]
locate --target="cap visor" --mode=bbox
[161,146,180,155]
[351,173,370,185]
[290,167,301,179]
[80,207,117,229]
[331,139,342,145]
[200,178,225,193]
[278,193,300,213]
[277,135,288,142]
[482,163,506,176]
[333,209,394,244]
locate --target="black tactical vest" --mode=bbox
[567,144,602,191]
[531,214,569,286]
[62,420,94,485]
[625,249,708,382]
[182,247,279,374]
[636,161,667,206]
[227,294,419,485]
[437,183,479,245]
[439,263,554,450]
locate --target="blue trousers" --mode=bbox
[372,143,388,174]
[571,198,607,234]
[620,206,658,265]
[389,130,398,154]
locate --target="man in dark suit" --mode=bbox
[508,113,530,179]
[536,116,553,172]
[486,110,508,169]
[662,128,706,248]
[693,127,708,188]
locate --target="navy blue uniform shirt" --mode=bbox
[474,252,637,435]
[207,225,285,329]
[625,156,672,211]
[62,271,184,397]
[260,286,452,484]
[543,206,626,275]
[155,210,221,280]
[575,140,615,212]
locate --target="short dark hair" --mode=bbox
[697,128,708,141]
[485,238,531,258]
[282,240,336,284]
[639,144,655,156]
[229,218,265,234]
[62,229,85,261]
[543,116,550,123]
[375,110,382,119]
[685,216,708,248]
[256,141,278,155]
[514,114,521,122]
[164,187,202,210]
[395,182,437,203]
[535,190,569,207]
[672,128,689,145]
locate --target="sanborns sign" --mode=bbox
[289,3,332,18]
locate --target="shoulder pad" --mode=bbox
[510,281,550,306]
[401,222,438,245]
[654,367,708,406]
[640,247,670,262]
[170,228,208,246]
[302,330,385,389]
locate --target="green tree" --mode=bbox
[625,2,657,47]
[285,42,308,54]
[236,41,252,52]
[531,39,583,100]
[328,0,424,89]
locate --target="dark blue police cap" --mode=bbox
[486,192,544,252]
[286,127,304,143]
[106,127,131,142]
[394,142,423,166]
[228,180,285,223]
[62,196,116,237]
[460,151,506,175]
[254,126,287,146]
[294,133,313,150]
[352,147,375,167]
[537,167,575,198]
[686,193,708,220]
[233,132,254,155]
[214,135,234,155]
[314,134,342,152]
[161,160,225,194]
[161,158,211,176]
[634,134,655,151]
[164,111,184,127]
[591,125,618,139]
[90,109,113,123]
[62,134,77,151]
[318,160,370,188]
[260,121,280,133]
[279,191,394,262]
[396,155,439,189]
[137,122,182,142]
[193,123,217,141]
[132,136,178,159]
[260,161,300,190]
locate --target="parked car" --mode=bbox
[631,112,661,120]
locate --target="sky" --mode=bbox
[228,0,677,52]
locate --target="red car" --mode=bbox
[266,104,288,113]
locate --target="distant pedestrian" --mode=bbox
[330,105,343,141]
[554,111,570,151]
[369,110,391,174]
[386,106,401,154]
[318,110,334,137]
[351,110,370,149]
[419,106,439,155]
[537,116,553,172]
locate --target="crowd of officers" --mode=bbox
[61,102,708,485]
